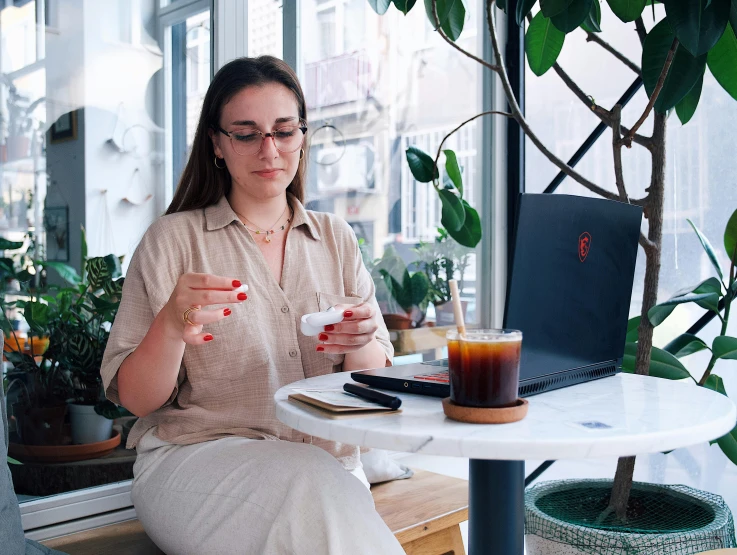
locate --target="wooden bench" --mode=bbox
[42,469,468,555]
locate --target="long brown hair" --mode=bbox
[166,56,308,215]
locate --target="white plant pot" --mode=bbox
[68,403,113,445]
[525,479,736,555]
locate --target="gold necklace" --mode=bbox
[237,205,291,243]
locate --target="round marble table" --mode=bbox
[275,372,737,555]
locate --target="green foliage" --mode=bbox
[675,75,703,124]
[413,227,473,305]
[405,146,481,248]
[2,228,126,417]
[606,0,646,22]
[526,11,566,76]
[635,209,737,466]
[580,0,602,32]
[642,20,707,114]
[551,0,594,33]
[663,0,731,57]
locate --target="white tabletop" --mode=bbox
[275,372,737,461]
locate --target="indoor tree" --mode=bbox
[367,0,737,521]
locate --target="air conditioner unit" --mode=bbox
[316,143,374,191]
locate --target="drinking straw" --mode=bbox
[448,279,466,337]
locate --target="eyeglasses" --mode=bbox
[214,120,308,156]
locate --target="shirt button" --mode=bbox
[289,349,298,357]
[281,306,289,313]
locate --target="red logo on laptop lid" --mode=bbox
[579,232,592,262]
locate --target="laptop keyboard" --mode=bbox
[413,369,450,383]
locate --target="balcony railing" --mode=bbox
[304,50,373,110]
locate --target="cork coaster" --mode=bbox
[442,397,528,424]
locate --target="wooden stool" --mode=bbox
[42,469,468,555]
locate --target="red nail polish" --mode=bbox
[344,310,353,318]
[232,280,241,288]
[224,308,231,316]
[204,334,214,342]
[237,293,247,301]
[316,346,324,352]
[324,324,335,332]
[319,333,329,341]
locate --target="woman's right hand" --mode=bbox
[161,273,247,345]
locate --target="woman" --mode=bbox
[101,56,404,555]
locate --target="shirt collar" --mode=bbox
[205,193,321,241]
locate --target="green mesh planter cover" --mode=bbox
[525,479,736,555]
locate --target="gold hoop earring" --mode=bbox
[299,149,304,160]
[214,156,226,169]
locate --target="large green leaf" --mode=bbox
[393,0,417,14]
[498,0,507,12]
[708,22,737,102]
[516,0,538,26]
[731,0,737,36]
[550,0,594,34]
[406,146,438,183]
[606,0,646,22]
[675,74,703,124]
[552,0,594,32]
[581,0,602,32]
[691,276,724,296]
[0,238,24,251]
[526,11,566,76]
[648,292,720,326]
[713,336,737,359]
[623,343,692,379]
[642,20,708,113]
[626,316,641,342]
[688,218,724,280]
[663,0,731,57]
[444,150,463,197]
[39,261,81,285]
[447,201,482,248]
[369,0,392,14]
[725,208,737,263]
[541,0,575,18]
[438,189,466,232]
[6,457,21,465]
[704,373,728,395]
[423,0,466,40]
[23,301,52,337]
[663,333,710,357]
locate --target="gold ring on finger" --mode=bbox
[183,306,200,326]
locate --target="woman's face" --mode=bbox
[211,83,303,201]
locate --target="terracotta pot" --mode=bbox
[382,313,414,330]
[14,404,68,446]
[434,299,469,326]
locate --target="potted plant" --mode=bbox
[414,227,472,326]
[42,242,128,445]
[526,211,737,553]
[2,229,130,446]
[371,245,432,328]
[369,0,737,550]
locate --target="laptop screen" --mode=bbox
[504,194,642,382]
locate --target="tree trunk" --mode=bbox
[608,112,667,521]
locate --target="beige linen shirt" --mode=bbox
[101,194,393,469]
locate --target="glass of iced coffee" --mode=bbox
[446,329,522,408]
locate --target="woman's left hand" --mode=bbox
[316,302,378,354]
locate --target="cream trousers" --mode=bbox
[131,429,404,555]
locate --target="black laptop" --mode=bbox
[352,193,642,398]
